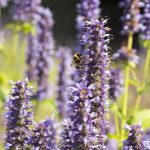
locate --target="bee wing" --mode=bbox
[71,60,74,66]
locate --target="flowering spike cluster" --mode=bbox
[34,7,55,100]
[12,0,41,22]
[109,68,124,102]
[12,1,55,100]
[75,19,110,149]
[26,6,55,100]
[140,0,150,40]
[76,0,100,53]
[60,79,94,149]
[27,119,58,150]
[122,123,145,150]
[5,79,34,150]
[56,47,73,118]
[120,0,143,35]
[83,19,110,86]
[26,34,39,81]
[0,0,9,8]
[60,120,74,150]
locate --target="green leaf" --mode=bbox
[22,22,36,35]
[132,109,150,130]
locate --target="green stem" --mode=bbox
[16,36,27,79]
[114,112,120,138]
[134,46,150,113]
[12,32,20,80]
[121,32,133,141]
[127,33,133,52]
[121,66,130,140]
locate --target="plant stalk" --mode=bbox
[121,32,133,141]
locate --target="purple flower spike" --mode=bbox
[0,0,9,8]
[60,79,94,149]
[122,123,145,150]
[27,119,58,150]
[140,0,150,40]
[61,18,111,149]
[26,34,39,81]
[76,0,100,53]
[79,19,111,149]
[26,6,55,100]
[5,79,34,150]
[109,68,124,102]
[56,47,73,118]
[120,0,143,35]
[76,0,100,22]
[60,120,74,150]
[12,0,41,22]
[35,7,55,100]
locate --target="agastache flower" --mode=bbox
[56,47,73,118]
[26,34,39,81]
[60,120,74,150]
[109,68,124,102]
[76,0,100,22]
[140,0,150,40]
[27,119,58,150]
[120,0,143,35]
[5,79,34,150]
[32,7,55,100]
[76,0,100,53]
[80,19,111,149]
[35,7,54,100]
[122,123,145,150]
[12,0,41,22]
[60,79,94,149]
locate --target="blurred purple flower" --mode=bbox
[56,47,73,118]
[27,119,58,150]
[113,46,139,64]
[120,0,143,35]
[140,0,150,40]
[12,0,41,22]
[122,123,145,150]
[5,79,34,150]
[26,34,39,81]
[12,1,55,100]
[109,68,124,102]
[26,6,55,100]
[0,0,9,7]
[35,7,55,100]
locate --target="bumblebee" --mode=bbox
[72,53,84,69]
